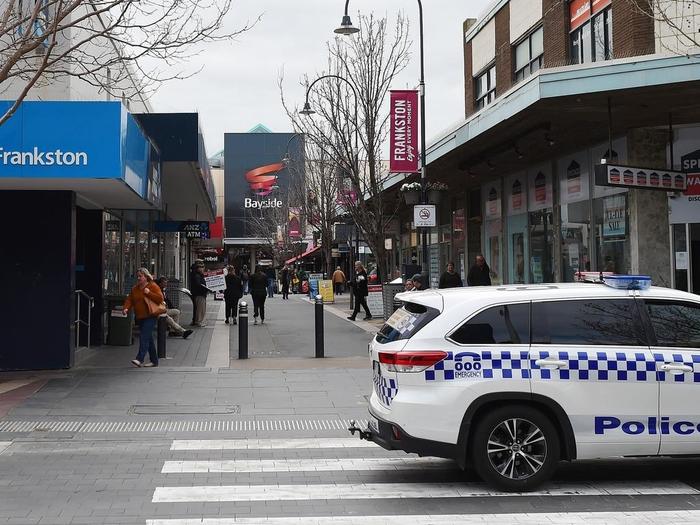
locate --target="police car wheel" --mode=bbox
[471,405,559,492]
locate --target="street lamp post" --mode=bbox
[301,73,362,300]
[335,0,429,279]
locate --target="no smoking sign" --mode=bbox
[414,204,436,227]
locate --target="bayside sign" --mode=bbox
[244,197,282,209]
[390,90,419,173]
[594,163,687,191]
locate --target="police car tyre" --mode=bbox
[471,405,559,492]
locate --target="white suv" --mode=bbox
[350,279,700,491]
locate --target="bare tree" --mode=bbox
[0,0,256,125]
[281,13,411,281]
[284,134,342,275]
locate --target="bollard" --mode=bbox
[157,314,168,359]
[315,294,324,358]
[238,301,248,360]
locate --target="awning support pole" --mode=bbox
[669,113,674,169]
[607,97,613,159]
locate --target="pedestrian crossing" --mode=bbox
[148,436,700,524]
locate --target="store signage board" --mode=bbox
[414,204,436,227]
[389,90,419,173]
[594,163,687,191]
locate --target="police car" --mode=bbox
[349,275,700,491]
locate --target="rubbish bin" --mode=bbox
[104,295,133,346]
[382,283,405,320]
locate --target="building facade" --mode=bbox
[395,0,700,291]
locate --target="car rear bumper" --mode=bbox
[359,408,460,462]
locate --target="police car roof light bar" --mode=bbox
[602,274,652,290]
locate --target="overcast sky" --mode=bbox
[150,0,492,156]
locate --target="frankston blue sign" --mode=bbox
[0,101,153,200]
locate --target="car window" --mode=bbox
[645,300,700,348]
[449,303,529,345]
[376,302,440,344]
[532,299,646,346]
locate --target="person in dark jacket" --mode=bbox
[224,266,243,325]
[265,267,276,298]
[439,261,463,289]
[250,266,268,324]
[347,261,372,321]
[411,273,427,291]
[190,264,210,326]
[281,265,290,300]
[467,254,492,286]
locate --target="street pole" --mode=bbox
[416,0,429,281]
[335,0,428,278]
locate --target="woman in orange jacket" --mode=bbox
[123,267,165,368]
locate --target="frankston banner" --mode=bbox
[594,163,687,192]
[389,90,419,173]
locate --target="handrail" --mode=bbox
[74,289,95,351]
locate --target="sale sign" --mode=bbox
[390,90,419,173]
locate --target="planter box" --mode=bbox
[428,189,444,204]
[403,191,420,205]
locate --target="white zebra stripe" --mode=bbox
[162,457,454,473]
[170,437,378,450]
[146,511,700,525]
[152,480,699,503]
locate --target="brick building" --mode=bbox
[395,0,700,291]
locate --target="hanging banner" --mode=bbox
[288,207,302,238]
[389,90,419,173]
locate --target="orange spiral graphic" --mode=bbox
[245,163,284,196]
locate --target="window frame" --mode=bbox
[640,299,700,349]
[513,26,544,83]
[446,301,531,346]
[530,297,648,347]
[570,7,612,64]
[474,64,497,111]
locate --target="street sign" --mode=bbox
[414,204,436,227]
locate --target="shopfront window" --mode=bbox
[594,193,630,274]
[506,174,529,284]
[560,157,591,281]
[485,218,503,285]
[452,208,466,281]
[103,214,122,294]
[672,224,688,292]
[529,209,554,283]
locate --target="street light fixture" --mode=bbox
[299,101,315,116]
[334,1,360,35]
[336,0,429,279]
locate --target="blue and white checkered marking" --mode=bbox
[373,366,397,406]
[423,350,700,383]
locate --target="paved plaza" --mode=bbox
[2,295,700,524]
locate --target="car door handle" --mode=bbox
[659,363,694,373]
[535,359,568,369]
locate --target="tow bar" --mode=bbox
[348,419,373,441]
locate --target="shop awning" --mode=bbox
[285,246,322,265]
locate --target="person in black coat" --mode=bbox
[467,254,492,286]
[250,267,268,324]
[439,261,463,289]
[347,261,372,321]
[280,265,290,300]
[224,266,243,325]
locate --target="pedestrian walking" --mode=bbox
[347,261,372,321]
[123,268,165,367]
[467,254,492,286]
[241,265,250,294]
[224,266,243,325]
[281,265,290,300]
[265,266,276,298]
[332,266,346,295]
[156,277,192,339]
[439,261,463,289]
[250,266,268,325]
[190,263,210,326]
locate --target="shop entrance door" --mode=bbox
[672,223,700,293]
